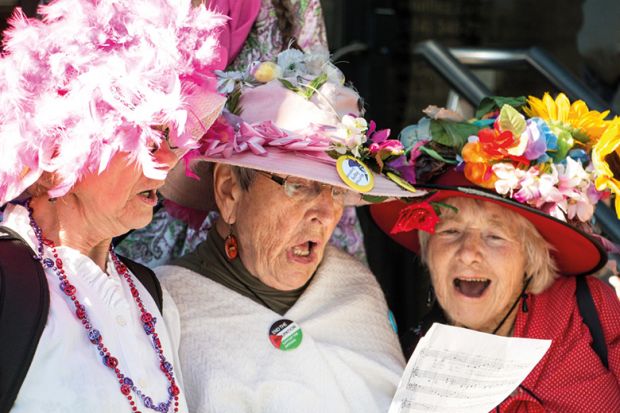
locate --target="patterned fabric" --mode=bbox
[117,0,367,266]
[228,0,328,71]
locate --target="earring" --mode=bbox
[426,285,435,307]
[224,226,238,261]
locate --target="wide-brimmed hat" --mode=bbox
[0,0,227,206]
[370,94,617,276]
[161,48,426,210]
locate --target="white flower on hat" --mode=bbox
[493,163,522,196]
[215,69,244,94]
[333,115,368,157]
[323,62,346,86]
[277,49,306,78]
[304,47,330,76]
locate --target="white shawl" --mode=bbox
[157,245,405,413]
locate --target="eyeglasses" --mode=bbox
[257,171,362,205]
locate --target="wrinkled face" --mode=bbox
[69,141,178,238]
[426,198,527,334]
[233,173,344,290]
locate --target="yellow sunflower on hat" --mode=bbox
[592,118,620,218]
[524,92,609,148]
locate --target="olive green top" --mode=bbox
[174,229,310,315]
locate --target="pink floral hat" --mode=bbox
[162,48,427,210]
[0,0,227,206]
[370,94,618,276]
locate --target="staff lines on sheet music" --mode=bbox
[419,348,531,370]
[410,367,523,388]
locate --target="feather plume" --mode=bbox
[0,0,226,205]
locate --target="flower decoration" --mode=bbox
[206,49,414,196]
[393,94,616,224]
[524,92,609,147]
[391,201,440,234]
[390,201,457,234]
[215,47,342,103]
[592,118,620,217]
[326,117,409,188]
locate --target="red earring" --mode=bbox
[224,230,238,261]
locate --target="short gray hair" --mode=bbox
[231,166,257,191]
[418,197,558,294]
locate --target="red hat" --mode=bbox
[370,169,606,276]
[370,94,616,277]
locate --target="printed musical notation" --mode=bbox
[388,323,551,413]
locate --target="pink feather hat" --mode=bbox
[161,48,427,210]
[0,0,227,206]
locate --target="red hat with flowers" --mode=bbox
[370,94,618,276]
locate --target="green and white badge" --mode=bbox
[269,319,303,351]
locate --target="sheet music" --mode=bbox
[389,323,551,413]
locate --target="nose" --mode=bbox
[308,186,342,226]
[455,230,483,265]
[153,140,179,172]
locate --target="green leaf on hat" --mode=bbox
[430,201,458,214]
[279,78,301,94]
[418,146,459,164]
[429,119,480,150]
[361,194,388,203]
[552,127,575,161]
[498,104,527,136]
[226,87,243,116]
[301,73,328,99]
[475,96,527,118]
[326,149,343,160]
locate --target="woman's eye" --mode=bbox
[437,228,460,236]
[486,233,507,241]
[148,142,159,154]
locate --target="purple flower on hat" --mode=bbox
[367,120,390,144]
[386,140,427,184]
[522,119,547,160]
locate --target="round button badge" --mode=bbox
[336,155,374,192]
[269,319,303,351]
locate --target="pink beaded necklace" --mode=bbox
[27,202,181,413]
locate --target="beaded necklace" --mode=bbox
[27,202,180,413]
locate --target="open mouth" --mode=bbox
[454,278,491,298]
[291,241,317,257]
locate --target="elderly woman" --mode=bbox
[118,0,369,267]
[156,49,423,412]
[371,94,620,411]
[0,1,225,412]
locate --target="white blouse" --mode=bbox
[3,204,188,413]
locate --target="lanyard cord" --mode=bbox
[491,277,531,335]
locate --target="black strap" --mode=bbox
[118,255,163,313]
[0,226,50,413]
[576,275,609,369]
